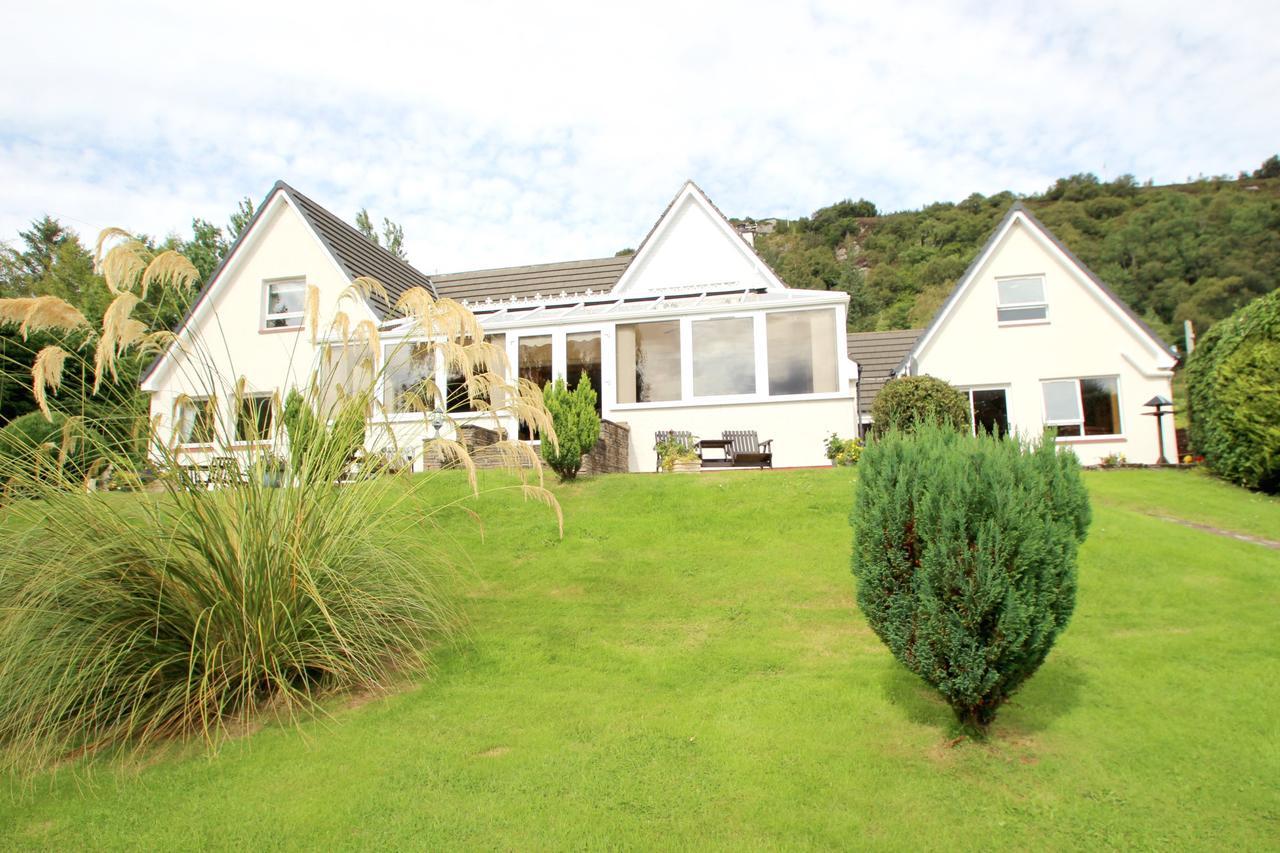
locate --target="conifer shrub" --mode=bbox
[1185,290,1280,493]
[870,375,969,434]
[541,374,601,480]
[850,424,1091,733]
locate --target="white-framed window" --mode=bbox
[692,316,755,397]
[964,387,1009,437]
[766,309,838,396]
[996,276,1048,323]
[263,278,306,330]
[235,394,275,443]
[174,396,216,445]
[1041,376,1121,438]
[616,321,681,403]
[383,341,435,414]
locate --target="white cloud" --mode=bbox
[1,0,1277,271]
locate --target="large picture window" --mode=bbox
[996,276,1048,323]
[692,317,755,397]
[616,321,681,403]
[175,397,216,445]
[264,279,305,329]
[566,331,603,413]
[766,310,837,396]
[384,342,435,414]
[1042,377,1120,437]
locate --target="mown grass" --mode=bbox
[3,468,1277,849]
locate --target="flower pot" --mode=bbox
[671,458,702,473]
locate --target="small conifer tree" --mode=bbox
[541,374,601,481]
[851,424,1090,733]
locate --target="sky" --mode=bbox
[1,0,1276,273]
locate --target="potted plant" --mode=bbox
[656,435,702,473]
[259,454,288,487]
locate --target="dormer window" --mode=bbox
[996,276,1048,323]
[263,278,305,330]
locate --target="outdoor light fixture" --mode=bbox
[429,402,445,439]
[1142,395,1175,465]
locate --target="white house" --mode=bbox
[141,182,1177,471]
[142,181,857,471]
[849,204,1179,465]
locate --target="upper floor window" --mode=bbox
[1042,376,1120,437]
[264,278,305,330]
[996,276,1047,323]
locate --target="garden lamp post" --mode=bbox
[430,401,445,439]
[1142,395,1174,465]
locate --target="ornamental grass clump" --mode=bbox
[850,424,1090,734]
[0,230,561,775]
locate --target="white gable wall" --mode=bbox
[912,216,1177,465]
[145,194,371,452]
[613,187,782,293]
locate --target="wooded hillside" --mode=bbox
[750,157,1280,344]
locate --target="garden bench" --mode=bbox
[723,430,773,469]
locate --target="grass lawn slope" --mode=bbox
[3,469,1278,849]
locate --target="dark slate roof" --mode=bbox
[847,328,924,417]
[900,201,1176,372]
[278,181,436,316]
[140,180,435,384]
[432,255,632,303]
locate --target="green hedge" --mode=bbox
[1185,290,1280,492]
[869,374,969,434]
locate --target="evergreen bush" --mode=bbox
[1185,289,1280,492]
[869,375,969,434]
[850,424,1091,733]
[541,374,601,480]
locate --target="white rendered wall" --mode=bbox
[615,192,778,293]
[913,218,1177,465]
[146,196,374,457]
[614,396,858,471]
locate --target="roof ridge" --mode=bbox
[273,181,437,297]
[433,255,631,279]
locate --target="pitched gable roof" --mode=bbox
[140,181,435,386]
[847,329,923,417]
[899,202,1177,373]
[432,255,631,303]
[279,182,436,316]
[610,180,789,293]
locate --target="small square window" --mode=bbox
[264,279,305,329]
[996,276,1047,323]
[175,397,216,445]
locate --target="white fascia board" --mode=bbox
[141,189,375,392]
[611,182,789,294]
[400,290,850,338]
[906,213,1020,368]
[1017,219,1178,369]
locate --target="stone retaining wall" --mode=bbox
[423,419,630,475]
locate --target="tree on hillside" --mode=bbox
[356,208,407,260]
[1253,155,1280,180]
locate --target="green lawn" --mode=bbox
[4,468,1278,850]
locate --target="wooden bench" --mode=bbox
[723,430,773,469]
